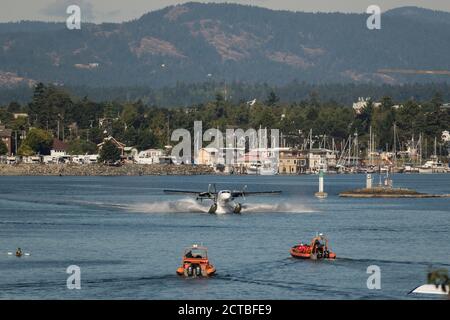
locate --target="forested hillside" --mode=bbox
[1,3,449,89]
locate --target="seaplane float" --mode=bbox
[290,233,336,260]
[176,244,216,277]
[164,184,281,214]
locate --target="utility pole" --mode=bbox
[167,115,170,145]
[61,114,65,142]
[434,136,437,158]
[57,119,60,140]
[419,133,422,165]
[354,130,358,167]
[369,126,372,167]
[14,131,18,155]
[309,129,313,150]
[393,123,397,168]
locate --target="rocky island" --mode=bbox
[339,186,450,198]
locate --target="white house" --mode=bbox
[442,130,450,142]
[307,148,337,173]
[135,149,164,164]
[50,139,68,158]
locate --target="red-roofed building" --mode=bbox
[51,138,68,157]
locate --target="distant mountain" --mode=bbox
[385,6,450,25]
[0,2,449,88]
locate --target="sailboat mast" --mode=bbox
[419,133,422,165]
[434,136,437,158]
[369,126,373,167]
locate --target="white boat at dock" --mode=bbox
[417,160,448,173]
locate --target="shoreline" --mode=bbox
[1,164,449,177]
[0,164,215,176]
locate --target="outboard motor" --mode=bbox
[187,266,193,277]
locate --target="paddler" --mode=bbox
[15,247,23,257]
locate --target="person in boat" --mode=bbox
[312,238,325,254]
[185,250,203,259]
[16,248,23,257]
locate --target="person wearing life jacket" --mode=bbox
[15,248,23,257]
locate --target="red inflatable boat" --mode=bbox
[290,234,336,260]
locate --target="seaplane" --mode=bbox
[163,184,281,214]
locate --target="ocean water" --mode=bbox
[0,174,449,300]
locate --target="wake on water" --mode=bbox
[123,198,316,214]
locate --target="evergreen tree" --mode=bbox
[21,128,53,155]
[99,140,121,163]
[265,91,279,106]
[0,140,8,155]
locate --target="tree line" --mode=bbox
[0,83,449,158]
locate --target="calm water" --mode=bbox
[0,174,449,299]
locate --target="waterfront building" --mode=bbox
[307,148,337,173]
[50,139,68,157]
[196,147,219,166]
[135,149,164,164]
[278,150,307,174]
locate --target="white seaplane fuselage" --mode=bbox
[213,190,241,214]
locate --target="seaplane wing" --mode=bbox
[231,190,282,197]
[163,189,215,199]
[164,185,281,214]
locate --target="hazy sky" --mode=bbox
[1,0,449,23]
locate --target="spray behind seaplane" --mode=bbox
[163,184,281,214]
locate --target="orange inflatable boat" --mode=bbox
[176,244,216,277]
[290,234,336,260]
